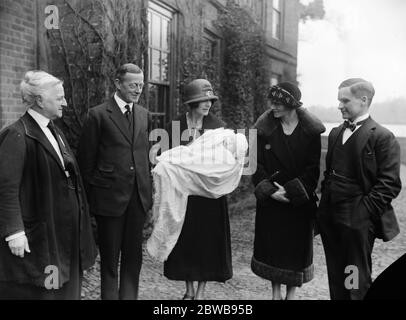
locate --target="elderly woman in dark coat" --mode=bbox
[163,79,232,300]
[251,82,325,300]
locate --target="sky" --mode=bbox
[297,0,406,107]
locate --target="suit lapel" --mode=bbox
[107,98,132,143]
[353,117,376,161]
[326,125,344,170]
[132,104,142,144]
[21,113,65,172]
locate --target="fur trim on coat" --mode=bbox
[254,107,326,138]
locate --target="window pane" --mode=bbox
[151,13,161,48]
[151,114,165,129]
[202,38,212,59]
[151,49,161,81]
[149,83,158,112]
[272,10,280,39]
[161,52,169,82]
[157,85,169,113]
[150,84,168,113]
[149,83,169,127]
[147,3,173,126]
[162,18,169,51]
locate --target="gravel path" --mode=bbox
[82,165,406,300]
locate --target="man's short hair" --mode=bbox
[115,63,143,82]
[20,70,63,108]
[339,78,375,106]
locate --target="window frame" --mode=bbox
[202,28,221,63]
[146,0,177,129]
[271,0,284,41]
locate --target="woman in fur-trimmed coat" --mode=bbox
[251,82,325,300]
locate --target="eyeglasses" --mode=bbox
[127,83,144,90]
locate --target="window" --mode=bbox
[256,0,265,27]
[272,0,282,40]
[202,30,220,61]
[148,1,174,129]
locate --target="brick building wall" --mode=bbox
[0,0,38,129]
[265,0,300,84]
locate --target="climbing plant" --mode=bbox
[215,0,269,130]
[47,0,148,152]
[174,0,222,117]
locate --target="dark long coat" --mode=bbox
[251,108,325,286]
[163,113,233,282]
[0,113,97,287]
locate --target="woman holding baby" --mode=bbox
[162,79,232,300]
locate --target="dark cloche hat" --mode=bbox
[184,79,219,105]
[268,81,303,109]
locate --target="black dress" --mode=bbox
[251,108,325,287]
[163,113,233,282]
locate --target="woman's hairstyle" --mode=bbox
[20,70,62,108]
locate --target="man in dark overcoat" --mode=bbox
[0,70,97,299]
[317,78,402,300]
[77,64,152,300]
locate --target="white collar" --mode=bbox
[114,93,133,113]
[27,108,51,128]
[352,113,370,124]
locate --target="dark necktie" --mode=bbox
[343,119,368,132]
[47,121,75,177]
[124,105,132,122]
[47,121,64,159]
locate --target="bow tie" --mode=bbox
[343,119,368,132]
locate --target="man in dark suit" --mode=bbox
[0,70,97,299]
[317,78,402,300]
[77,64,152,300]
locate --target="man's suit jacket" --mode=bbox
[319,117,402,242]
[77,98,153,217]
[0,113,97,287]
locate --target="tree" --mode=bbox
[300,0,325,22]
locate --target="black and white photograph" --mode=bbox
[0,0,405,304]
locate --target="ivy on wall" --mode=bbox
[173,0,222,117]
[47,0,148,152]
[173,0,269,129]
[215,0,269,130]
